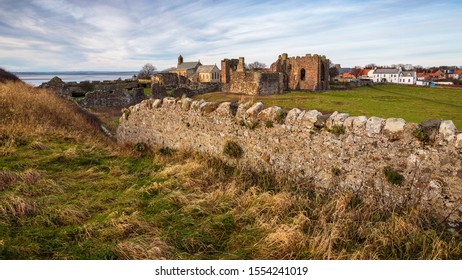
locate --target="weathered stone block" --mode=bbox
[245,102,264,119]
[299,110,321,128]
[352,116,368,133]
[439,120,456,141]
[315,113,332,129]
[366,116,384,137]
[455,133,462,149]
[236,102,253,120]
[162,97,176,107]
[331,113,349,128]
[285,108,302,125]
[191,99,206,111]
[152,99,162,108]
[326,111,338,128]
[200,102,220,114]
[384,118,406,133]
[214,102,237,117]
[181,98,193,111]
[257,106,282,121]
[343,116,355,132]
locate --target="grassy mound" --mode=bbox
[1,82,461,259]
[0,69,20,84]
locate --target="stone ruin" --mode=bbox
[39,76,147,108]
[117,96,462,232]
[150,72,220,99]
[221,57,284,95]
[271,53,330,91]
[220,53,330,95]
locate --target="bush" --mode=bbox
[223,140,243,159]
[159,146,176,156]
[275,111,287,124]
[383,166,405,185]
[412,128,430,143]
[265,121,274,128]
[328,125,345,136]
[331,167,341,176]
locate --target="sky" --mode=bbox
[0,0,461,72]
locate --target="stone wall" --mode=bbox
[151,73,187,88]
[229,71,283,95]
[117,97,462,229]
[40,76,138,98]
[79,88,146,108]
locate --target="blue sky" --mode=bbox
[1,0,461,71]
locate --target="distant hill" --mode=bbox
[0,68,21,83]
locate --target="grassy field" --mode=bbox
[1,82,462,259]
[195,84,462,129]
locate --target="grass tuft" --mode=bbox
[223,140,243,159]
[383,166,405,185]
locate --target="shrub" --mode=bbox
[275,111,287,124]
[159,146,175,156]
[331,167,341,176]
[223,140,243,159]
[265,121,274,128]
[412,128,430,143]
[328,125,345,136]
[383,166,405,185]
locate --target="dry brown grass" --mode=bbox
[0,81,109,145]
[114,236,173,260]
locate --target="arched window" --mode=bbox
[300,69,306,81]
[321,64,326,81]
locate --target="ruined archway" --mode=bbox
[300,69,306,81]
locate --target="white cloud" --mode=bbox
[0,0,461,71]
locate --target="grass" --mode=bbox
[1,81,462,259]
[195,84,462,129]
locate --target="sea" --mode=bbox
[14,71,138,87]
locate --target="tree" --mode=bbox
[350,67,362,78]
[247,61,266,71]
[138,63,157,79]
[329,66,339,81]
[365,63,376,69]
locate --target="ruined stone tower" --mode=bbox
[177,55,183,67]
[271,53,329,91]
[220,58,239,84]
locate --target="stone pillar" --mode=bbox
[221,59,230,84]
[237,57,245,72]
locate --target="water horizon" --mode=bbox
[15,71,139,87]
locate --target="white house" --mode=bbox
[398,71,417,85]
[372,69,400,83]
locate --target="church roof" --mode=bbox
[196,65,218,73]
[176,61,201,70]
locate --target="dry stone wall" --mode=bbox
[79,88,146,108]
[117,97,462,229]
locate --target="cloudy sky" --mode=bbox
[1,0,461,72]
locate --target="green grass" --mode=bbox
[195,84,462,129]
[2,81,462,260]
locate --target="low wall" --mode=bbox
[79,88,146,108]
[117,97,462,229]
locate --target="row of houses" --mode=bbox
[338,67,462,86]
